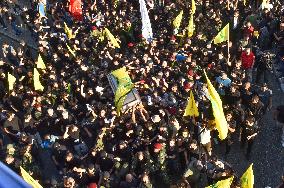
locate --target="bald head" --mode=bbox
[126,174,133,182]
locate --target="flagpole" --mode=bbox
[227,0,230,10]
[227,24,230,65]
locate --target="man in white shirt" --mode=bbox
[199,122,212,156]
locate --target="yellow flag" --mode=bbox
[192,0,196,14]
[112,67,134,115]
[204,71,228,140]
[173,10,183,29]
[33,68,44,91]
[241,164,254,188]
[243,0,246,6]
[187,13,194,37]
[206,176,234,188]
[64,22,78,39]
[37,54,46,69]
[114,0,119,8]
[66,44,76,57]
[92,30,105,41]
[213,23,229,44]
[20,166,43,188]
[184,90,199,117]
[261,0,268,9]
[104,28,120,48]
[8,73,16,91]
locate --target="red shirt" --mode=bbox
[243,26,254,38]
[241,51,255,69]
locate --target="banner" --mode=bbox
[192,0,196,14]
[173,10,183,30]
[184,90,199,117]
[69,0,82,21]
[64,22,73,39]
[213,23,229,44]
[20,166,43,188]
[187,13,194,37]
[33,68,44,91]
[105,28,120,48]
[241,164,254,188]
[8,73,16,91]
[204,71,228,140]
[139,0,153,41]
[37,54,46,69]
[206,176,233,188]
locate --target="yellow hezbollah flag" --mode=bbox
[66,44,76,57]
[37,54,46,69]
[173,10,183,29]
[64,22,78,39]
[33,68,44,91]
[206,176,234,188]
[261,0,271,10]
[112,67,134,116]
[192,0,196,14]
[241,164,254,188]
[105,28,120,48]
[204,70,228,140]
[184,90,199,117]
[20,166,43,188]
[213,23,229,44]
[187,13,194,37]
[8,73,16,91]
[114,0,119,8]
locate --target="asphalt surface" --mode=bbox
[213,67,284,188]
[0,1,283,188]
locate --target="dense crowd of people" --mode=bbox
[0,0,284,187]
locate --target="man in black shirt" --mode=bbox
[247,95,264,121]
[256,83,272,112]
[241,82,253,108]
[240,116,259,160]
[96,151,114,173]
[225,112,236,156]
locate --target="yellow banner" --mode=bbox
[8,73,16,91]
[204,71,228,140]
[105,28,120,48]
[33,68,44,91]
[20,166,43,188]
[192,0,196,14]
[213,23,229,44]
[184,90,199,117]
[241,164,254,188]
[188,13,194,37]
[173,10,183,29]
[206,176,233,188]
[37,54,46,69]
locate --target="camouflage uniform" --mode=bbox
[150,148,170,185]
[21,149,40,176]
[130,151,151,176]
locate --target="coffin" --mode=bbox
[107,74,141,112]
